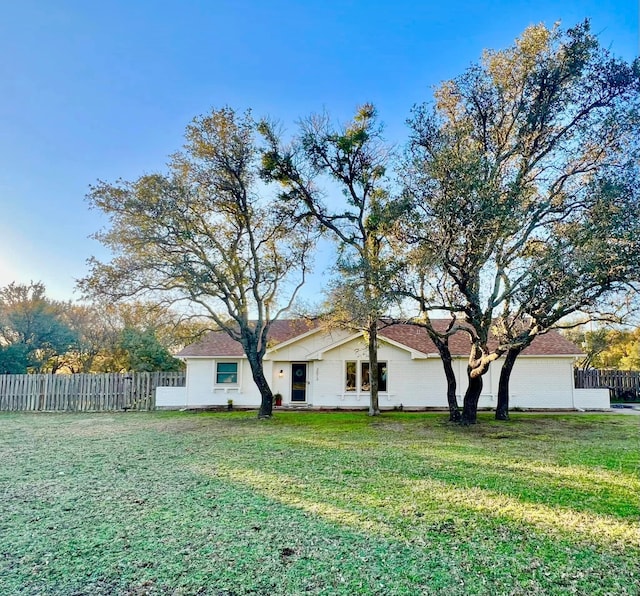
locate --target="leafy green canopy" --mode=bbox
[404,20,640,361]
[79,108,314,416]
[260,105,403,415]
[401,21,640,422]
[0,282,77,373]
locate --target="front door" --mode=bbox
[291,363,307,402]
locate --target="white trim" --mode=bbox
[290,361,309,403]
[515,354,583,359]
[570,360,576,409]
[213,359,241,388]
[447,354,581,360]
[181,349,580,361]
[308,331,429,361]
[181,355,247,360]
[307,332,363,360]
[343,359,390,394]
[345,360,357,393]
[183,352,581,361]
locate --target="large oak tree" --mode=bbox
[403,22,640,423]
[79,108,313,417]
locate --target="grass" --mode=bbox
[0,411,638,595]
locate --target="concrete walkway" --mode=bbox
[609,405,640,415]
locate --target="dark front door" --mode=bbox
[291,363,307,402]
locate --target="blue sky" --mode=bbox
[0,0,637,302]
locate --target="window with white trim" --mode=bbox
[345,361,388,392]
[361,361,387,392]
[345,361,357,391]
[216,361,238,384]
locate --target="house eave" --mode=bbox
[180,354,248,360]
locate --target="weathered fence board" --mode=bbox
[575,369,640,401]
[0,372,186,412]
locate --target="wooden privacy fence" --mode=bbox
[0,372,186,412]
[574,369,640,401]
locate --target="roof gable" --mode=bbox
[304,331,430,360]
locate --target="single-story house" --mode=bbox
[156,320,610,410]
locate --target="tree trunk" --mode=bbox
[367,320,380,416]
[430,333,460,422]
[442,353,461,422]
[245,350,273,418]
[460,340,502,425]
[495,346,524,421]
[419,321,461,422]
[461,373,483,425]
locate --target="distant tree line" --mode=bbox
[566,327,640,371]
[79,20,640,423]
[0,282,206,374]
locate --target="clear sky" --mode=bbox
[0,0,637,302]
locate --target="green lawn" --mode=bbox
[1,411,638,595]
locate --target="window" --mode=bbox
[346,361,388,392]
[216,362,238,384]
[345,361,357,391]
[361,362,387,392]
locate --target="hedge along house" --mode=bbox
[156,320,610,410]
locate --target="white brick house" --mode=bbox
[157,320,609,410]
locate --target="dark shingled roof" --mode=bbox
[380,320,582,356]
[177,319,582,358]
[176,319,320,357]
